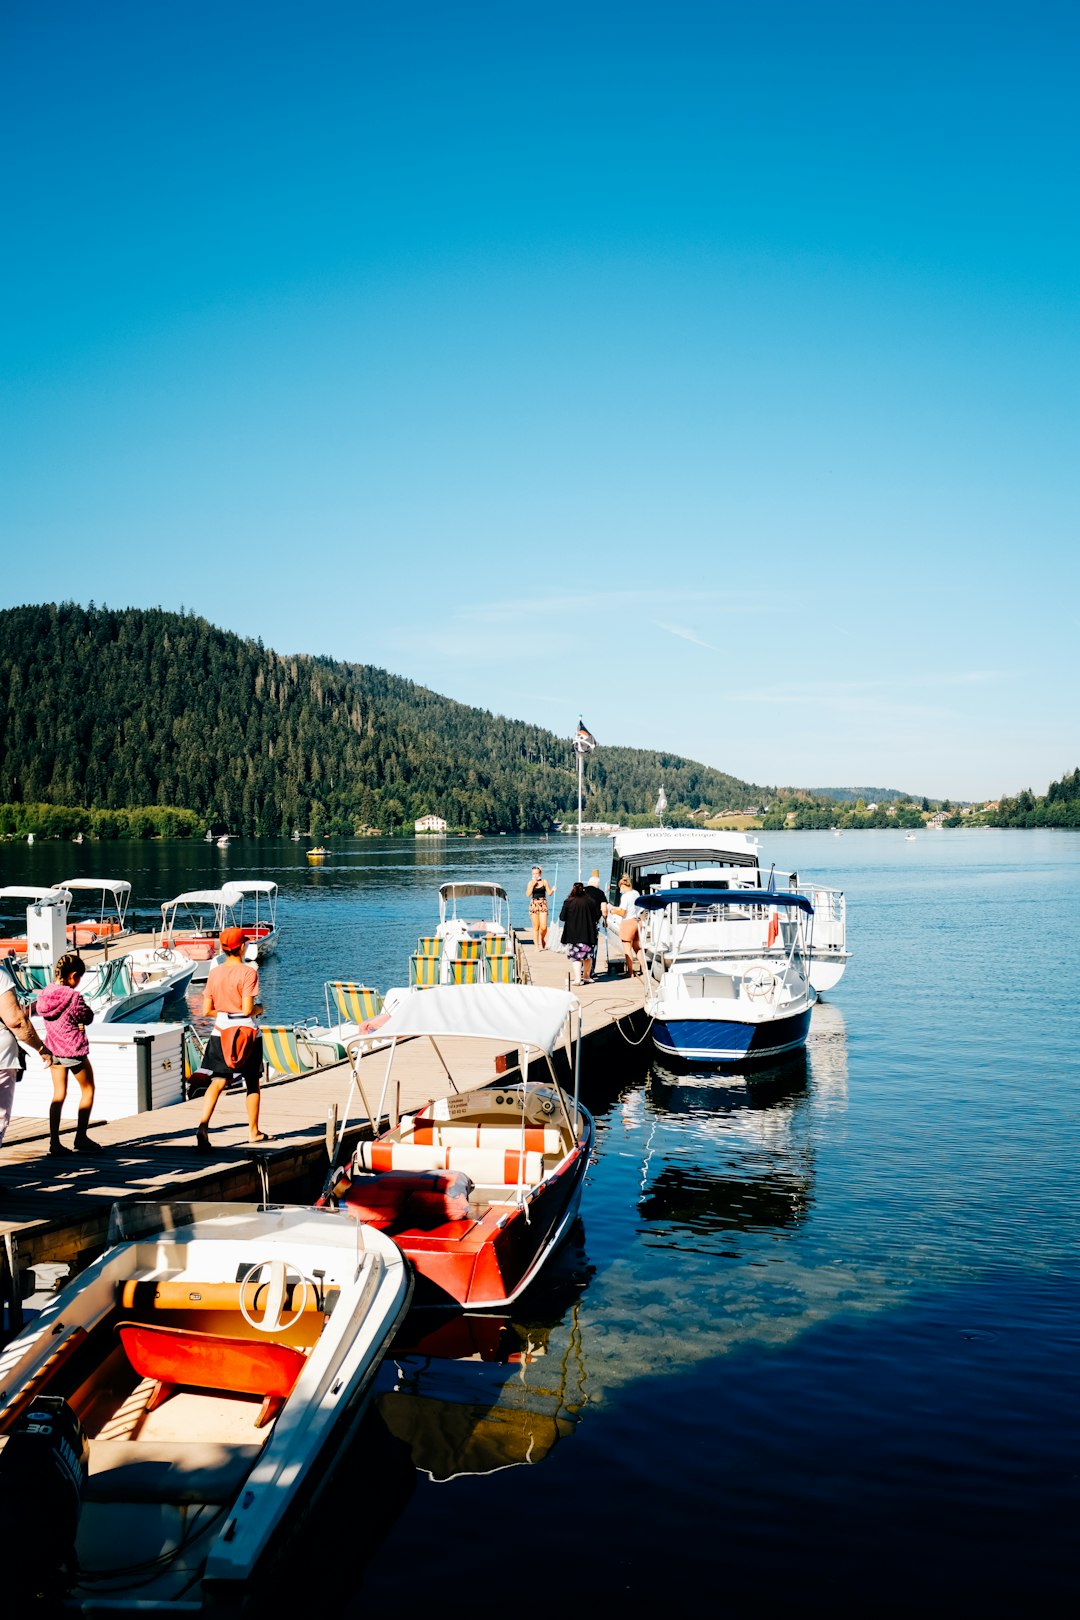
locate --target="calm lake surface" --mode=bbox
[3,830,1078,1610]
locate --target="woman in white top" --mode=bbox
[609,875,642,975]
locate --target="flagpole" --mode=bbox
[577,749,583,881]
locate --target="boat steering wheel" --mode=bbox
[239,1259,312,1334]
[743,964,779,1000]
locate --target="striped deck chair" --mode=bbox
[416,936,441,956]
[454,938,484,960]
[484,953,516,984]
[181,1024,213,1101]
[261,1025,315,1080]
[447,959,483,986]
[326,982,384,1024]
[410,954,442,988]
[484,935,511,956]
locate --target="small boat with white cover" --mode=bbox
[324,982,592,1310]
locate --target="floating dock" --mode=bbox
[0,940,647,1319]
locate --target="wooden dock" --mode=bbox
[0,939,647,1309]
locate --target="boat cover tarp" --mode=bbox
[58,878,132,896]
[438,883,509,903]
[636,888,814,914]
[162,889,234,912]
[222,881,278,896]
[377,984,574,1055]
[0,886,70,902]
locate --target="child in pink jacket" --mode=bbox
[35,953,101,1154]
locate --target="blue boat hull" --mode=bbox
[652,1006,812,1067]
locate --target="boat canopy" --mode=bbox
[223,880,278,897]
[375,983,575,1056]
[161,888,235,920]
[612,827,761,862]
[58,878,132,898]
[636,887,814,914]
[0,886,69,902]
[438,883,509,903]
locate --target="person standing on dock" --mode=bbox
[559,882,599,986]
[526,865,555,950]
[36,953,102,1153]
[584,869,609,977]
[0,957,53,1164]
[195,927,269,1151]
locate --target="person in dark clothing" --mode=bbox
[559,881,599,985]
[584,870,609,976]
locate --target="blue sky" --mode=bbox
[3,1,1077,801]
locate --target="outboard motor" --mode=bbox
[0,1395,88,1594]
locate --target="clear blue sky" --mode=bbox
[3,1,1077,801]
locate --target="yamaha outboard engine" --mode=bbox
[0,1395,88,1596]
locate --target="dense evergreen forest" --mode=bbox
[0,604,770,836]
[988,770,1080,828]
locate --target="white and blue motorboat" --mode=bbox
[638,887,817,1067]
[606,826,851,993]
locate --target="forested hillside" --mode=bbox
[0,604,768,835]
[988,770,1080,828]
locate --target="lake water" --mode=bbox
[3,830,1078,1610]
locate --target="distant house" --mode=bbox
[415,814,448,834]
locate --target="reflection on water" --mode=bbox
[374,1241,590,1481]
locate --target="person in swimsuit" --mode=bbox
[526,865,554,950]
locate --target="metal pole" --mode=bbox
[577,752,583,881]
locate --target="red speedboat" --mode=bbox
[324,983,593,1311]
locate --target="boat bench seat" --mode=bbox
[409,1123,563,1153]
[117,1320,308,1429]
[85,1440,262,1504]
[357,1140,546,1186]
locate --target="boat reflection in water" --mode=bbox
[374,1247,589,1481]
[639,1053,814,1236]
[804,996,849,1107]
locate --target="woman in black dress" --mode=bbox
[559,881,598,985]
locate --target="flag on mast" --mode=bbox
[655,783,668,820]
[573,720,598,756]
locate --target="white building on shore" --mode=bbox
[415,813,448,834]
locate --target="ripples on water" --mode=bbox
[5,830,1078,1609]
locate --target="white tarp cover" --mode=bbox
[164,889,233,908]
[58,878,132,896]
[377,983,574,1055]
[438,883,509,902]
[0,886,69,902]
[222,880,278,896]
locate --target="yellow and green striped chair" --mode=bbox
[260,1025,314,1079]
[447,959,483,986]
[326,982,384,1023]
[484,935,512,956]
[455,938,483,960]
[410,954,442,987]
[416,936,441,955]
[484,953,516,984]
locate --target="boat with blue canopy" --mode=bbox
[636,888,817,1067]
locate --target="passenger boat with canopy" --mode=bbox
[0,1200,411,1611]
[57,877,132,948]
[607,826,851,993]
[223,879,279,958]
[324,983,592,1310]
[158,889,237,982]
[637,887,817,1067]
